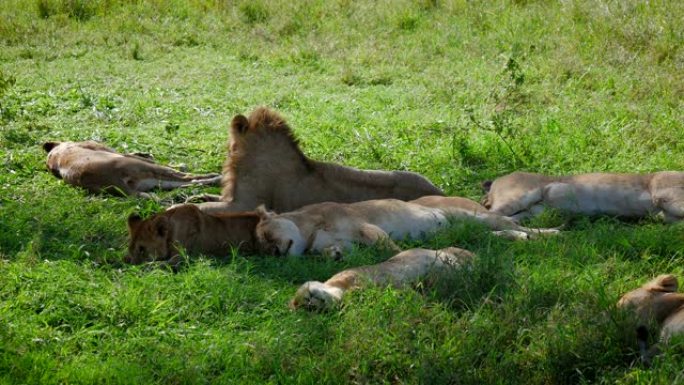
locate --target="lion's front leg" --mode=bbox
[358,224,401,252]
[321,245,345,261]
[311,230,353,260]
[471,212,560,239]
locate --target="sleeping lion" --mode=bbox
[290,247,475,311]
[255,196,559,258]
[125,204,259,266]
[618,274,684,364]
[44,141,221,196]
[482,171,684,222]
[193,107,444,213]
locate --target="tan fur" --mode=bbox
[44,141,221,196]
[194,107,444,213]
[290,247,475,310]
[618,275,684,362]
[411,195,488,213]
[254,196,559,258]
[125,204,259,266]
[483,171,684,222]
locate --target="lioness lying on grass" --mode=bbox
[255,196,559,258]
[618,274,684,364]
[44,141,221,196]
[125,204,259,266]
[193,107,444,213]
[482,171,684,222]
[290,247,475,311]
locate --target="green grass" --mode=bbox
[2,0,684,383]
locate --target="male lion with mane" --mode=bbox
[482,171,684,222]
[290,247,475,311]
[44,141,221,196]
[193,107,444,213]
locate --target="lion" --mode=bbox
[192,107,444,213]
[482,171,684,222]
[290,246,475,310]
[618,274,684,364]
[254,196,559,258]
[43,141,221,196]
[125,204,259,267]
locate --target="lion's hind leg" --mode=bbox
[136,165,221,192]
[466,212,560,240]
[155,171,222,189]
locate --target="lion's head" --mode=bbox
[125,212,176,264]
[254,205,306,256]
[618,274,680,325]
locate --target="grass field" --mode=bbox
[2,0,684,383]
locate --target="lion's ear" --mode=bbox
[646,274,678,293]
[42,142,59,153]
[255,204,273,220]
[154,216,171,238]
[127,213,143,232]
[231,114,249,135]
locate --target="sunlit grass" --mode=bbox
[1,0,683,383]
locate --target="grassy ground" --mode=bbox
[1,0,684,383]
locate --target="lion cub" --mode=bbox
[255,196,559,258]
[618,274,684,364]
[125,204,259,266]
[483,171,684,222]
[290,247,475,310]
[44,141,221,196]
